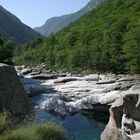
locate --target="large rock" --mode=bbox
[101,94,140,140]
[40,73,139,115]
[39,97,67,116]
[130,84,140,93]
[0,64,31,116]
[67,90,124,110]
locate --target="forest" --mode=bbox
[0,37,13,63]
[14,0,140,74]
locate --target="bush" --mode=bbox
[0,123,65,140]
[0,112,9,134]
[0,37,13,62]
[36,123,65,140]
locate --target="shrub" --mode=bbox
[0,123,65,140]
[0,37,13,62]
[36,123,65,140]
[0,112,9,134]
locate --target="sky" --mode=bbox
[0,0,90,28]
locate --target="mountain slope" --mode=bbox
[0,5,41,45]
[14,0,140,74]
[34,0,103,36]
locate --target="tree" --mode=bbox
[0,37,13,62]
[123,27,140,73]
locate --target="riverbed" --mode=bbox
[15,65,140,140]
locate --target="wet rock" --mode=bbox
[55,105,66,116]
[39,97,67,116]
[40,98,58,111]
[67,106,79,114]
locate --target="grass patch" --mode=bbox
[36,123,65,140]
[0,122,65,140]
[0,112,9,134]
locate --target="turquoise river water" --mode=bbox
[31,93,109,140]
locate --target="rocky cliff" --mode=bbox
[0,63,31,116]
[101,94,140,140]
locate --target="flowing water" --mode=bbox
[31,93,109,140]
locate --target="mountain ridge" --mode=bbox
[34,0,103,36]
[0,5,41,46]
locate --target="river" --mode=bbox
[31,91,108,140]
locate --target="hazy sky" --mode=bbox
[0,0,90,28]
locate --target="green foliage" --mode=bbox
[0,112,8,134]
[0,123,65,140]
[14,0,140,74]
[0,114,7,134]
[36,123,65,140]
[0,112,65,140]
[0,37,13,62]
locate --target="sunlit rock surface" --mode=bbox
[101,94,140,140]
